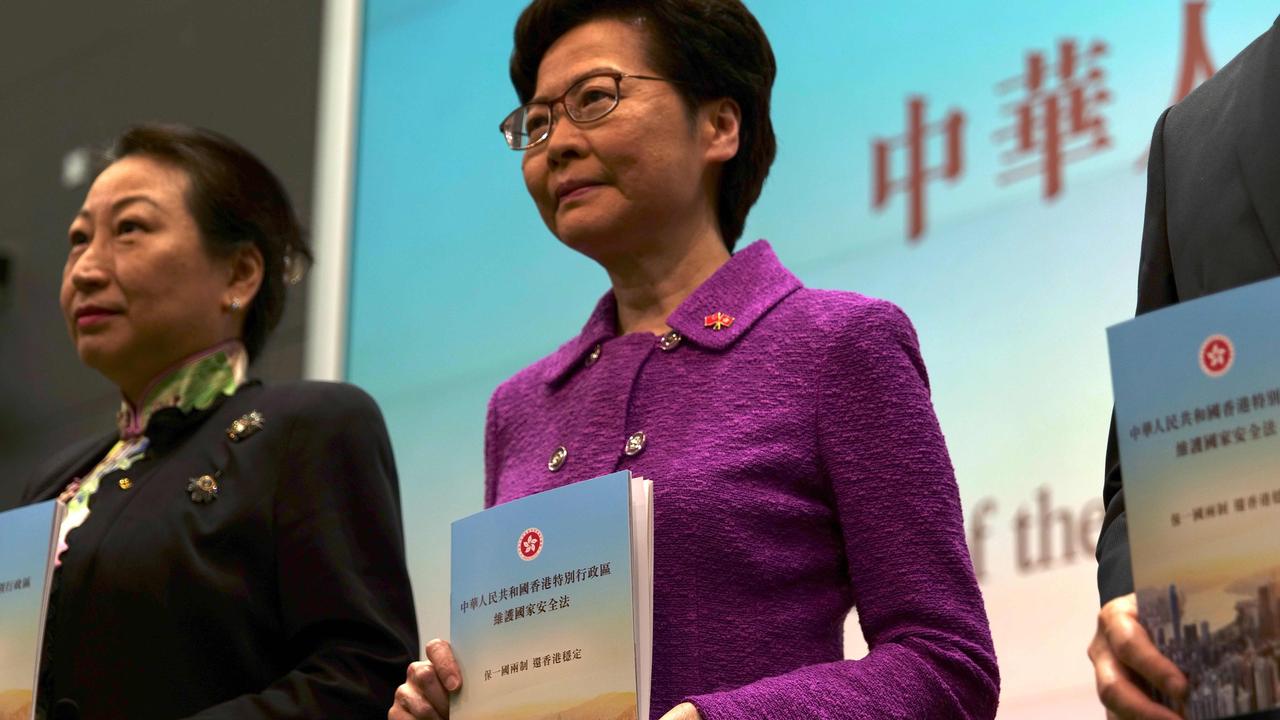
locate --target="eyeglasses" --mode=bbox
[499,72,672,151]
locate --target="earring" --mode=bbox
[229,298,242,312]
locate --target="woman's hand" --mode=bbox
[1087,593,1186,719]
[658,702,702,720]
[389,639,462,719]
[386,641,698,720]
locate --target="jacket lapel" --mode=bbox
[1237,19,1280,264]
[23,432,117,504]
[56,392,241,573]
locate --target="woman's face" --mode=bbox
[61,155,244,395]
[521,17,720,262]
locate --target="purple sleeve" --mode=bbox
[686,300,999,719]
[483,389,502,510]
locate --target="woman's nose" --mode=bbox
[545,105,587,165]
[69,236,111,291]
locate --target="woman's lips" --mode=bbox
[562,185,597,201]
[75,309,119,329]
[557,182,602,205]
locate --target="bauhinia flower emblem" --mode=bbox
[1199,334,1234,378]
[517,528,544,561]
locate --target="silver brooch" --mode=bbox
[227,411,265,442]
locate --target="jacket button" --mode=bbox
[624,431,647,456]
[547,446,568,472]
[658,331,682,351]
[118,477,133,490]
[585,344,602,366]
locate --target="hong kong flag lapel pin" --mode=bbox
[704,311,735,331]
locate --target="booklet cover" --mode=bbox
[1109,276,1280,720]
[0,500,64,720]
[450,471,652,720]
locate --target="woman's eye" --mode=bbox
[526,114,549,132]
[68,230,88,246]
[579,89,613,107]
[116,220,143,235]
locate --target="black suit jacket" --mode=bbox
[1097,16,1280,604]
[21,380,418,719]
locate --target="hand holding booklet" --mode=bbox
[0,500,65,720]
[449,471,653,720]
[1108,276,1280,720]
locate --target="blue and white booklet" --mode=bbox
[1109,276,1280,720]
[450,471,653,720]
[0,500,65,720]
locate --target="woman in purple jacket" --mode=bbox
[390,1,999,718]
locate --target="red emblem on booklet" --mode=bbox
[1199,334,1234,378]
[517,528,544,561]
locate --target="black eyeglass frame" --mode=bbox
[499,72,674,151]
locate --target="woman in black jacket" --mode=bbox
[23,124,417,720]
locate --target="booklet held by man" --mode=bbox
[450,470,653,720]
[1109,276,1280,719]
[0,500,65,720]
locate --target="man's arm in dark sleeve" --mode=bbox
[1097,106,1178,605]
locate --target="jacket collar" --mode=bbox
[1237,16,1280,261]
[116,340,247,439]
[24,380,259,505]
[544,240,802,385]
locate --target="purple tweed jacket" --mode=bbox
[484,241,999,719]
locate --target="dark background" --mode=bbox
[0,1,324,509]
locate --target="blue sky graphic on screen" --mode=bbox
[450,471,638,718]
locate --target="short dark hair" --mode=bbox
[107,124,311,360]
[510,0,776,251]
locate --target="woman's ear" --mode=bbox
[703,97,742,165]
[226,243,265,311]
